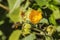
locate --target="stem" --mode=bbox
[32,28,46,35]
[0,3,9,11]
[33,28,42,32]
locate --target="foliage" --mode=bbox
[22,33,36,40]
[0,0,60,40]
[9,30,22,40]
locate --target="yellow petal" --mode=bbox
[29,10,42,24]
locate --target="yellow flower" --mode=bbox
[29,10,42,24]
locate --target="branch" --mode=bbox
[0,3,9,11]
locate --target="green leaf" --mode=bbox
[48,5,60,25]
[0,20,4,25]
[45,36,53,40]
[8,7,20,23]
[7,0,30,23]
[49,14,57,26]
[40,18,49,24]
[52,0,60,5]
[0,30,6,40]
[48,4,60,19]
[7,0,23,23]
[56,26,60,32]
[7,0,23,10]
[23,0,30,12]
[53,9,60,19]
[35,0,51,7]
[0,30,3,36]
[7,0,16,10]
[9,30,22,40]
[22,33,36,40]
[2,36,6,40]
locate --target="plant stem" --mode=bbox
[0,3,9,11]
[33,28,42,32]
[33,28,46,36]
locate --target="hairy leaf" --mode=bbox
[0,20,4,25]
[35,0,51,7]
[56,26,60,32]
[7,0,23,10]
[45,36,53,40]
[49,14,57,25]
[40,18,49,24]
[22,33,36,40]
[9,30,22,40]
